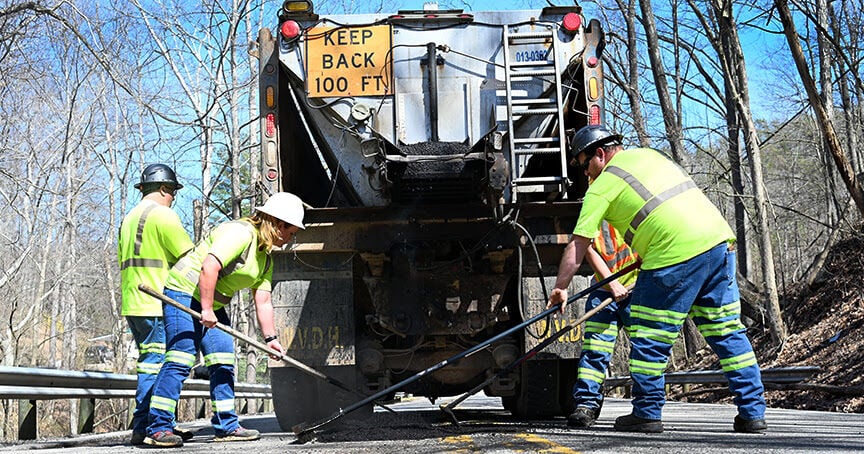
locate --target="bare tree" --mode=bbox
[775,0,864,218]
[719,0,785,344]
[638,0,686,162]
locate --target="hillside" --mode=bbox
[669,234,864,412]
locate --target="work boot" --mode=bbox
[614,413,664,433]
[733,415,768,433]
[214,426,261,442]
[173,426,195,441]
[130,431,146,446]
[567,407,598,428]
[144,430,184,447]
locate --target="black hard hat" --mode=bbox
[569,125,623,160]
[134,163,183,190]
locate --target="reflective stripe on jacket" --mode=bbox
[119,200,193,316]
[573,148,734,269]
[592,221,639,288]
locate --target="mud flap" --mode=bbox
[269,253,362,430]
[270,365,371,431]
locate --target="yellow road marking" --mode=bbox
[441,435,477,453]
[441,433,581,453]
[515,433,582,453]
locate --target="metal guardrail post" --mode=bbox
[78,398,95,434]
[18,399,36,440]
[196,398,206,419]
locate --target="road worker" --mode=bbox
[548,125,767,434]
[566,220,638,428]
[145,192,304,447]
[118,163,195,445]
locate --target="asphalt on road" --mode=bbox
[3,396,863,453]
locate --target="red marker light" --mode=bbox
[562,13,581,33]
[267,169,278,181]
[587,56,598,67]
[265,113,277,137]
[280,20,300,40]
[589,105,601,125]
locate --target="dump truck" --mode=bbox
[257,0,608,429]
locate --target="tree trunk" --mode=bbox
[723,77,750,278]
[612,0,651,146]
[775,0,864,218]
[713,0,786,344]
[637,0,686,163]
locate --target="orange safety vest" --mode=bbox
[592,221,639,287]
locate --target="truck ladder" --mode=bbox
[502,25,569,201]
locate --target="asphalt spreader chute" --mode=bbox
[138,284,396,414]
[292,261,640,441]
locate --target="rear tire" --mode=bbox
[509,359,564,418]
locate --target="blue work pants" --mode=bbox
[626,243,765,420]
[573,290,628,410]
[147,288,239,436]
[126,316,166,434]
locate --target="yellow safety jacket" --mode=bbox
[592,221,639,288]
[119,200,193,316]
[574,148,734,270]
[166,219,273,310]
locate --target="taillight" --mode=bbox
[562,13,581,34]
[587,56,599,68]
[280,20,301,41]
[589,105,601,125]
[266,169,278,181]
[265,113,277,137]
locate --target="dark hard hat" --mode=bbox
[569,125,623,160]
[134,163,183,190]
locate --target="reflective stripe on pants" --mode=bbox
[573,291,627,410]
[148,288,239,436]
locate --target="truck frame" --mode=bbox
[257,0,607,429]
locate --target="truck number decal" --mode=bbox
[514,49,549,62]
[305,25,393,98]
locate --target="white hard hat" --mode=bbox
[255,192,306,229]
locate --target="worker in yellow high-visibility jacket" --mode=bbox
[118,164,194,445]
[549,125,766,434]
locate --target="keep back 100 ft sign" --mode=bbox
[305,25,392,98]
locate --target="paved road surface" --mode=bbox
[3,396,862,453]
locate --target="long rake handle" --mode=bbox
[292,261,639,436]
[138,284,380,404]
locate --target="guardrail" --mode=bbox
[0,366,272,441]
